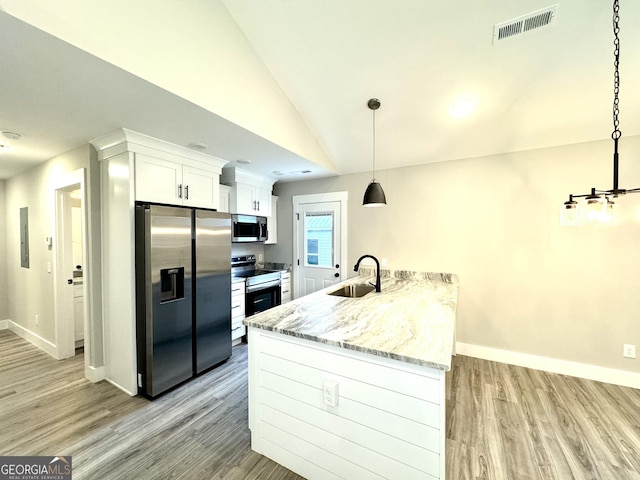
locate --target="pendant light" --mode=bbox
[560,0,640,226]
[362,98,387,207]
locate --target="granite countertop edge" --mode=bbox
[244,268,459,371]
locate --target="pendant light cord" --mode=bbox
[372,108,376,181]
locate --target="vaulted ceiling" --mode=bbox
[1,1,639,181]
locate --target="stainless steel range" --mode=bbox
[231,255,281,316]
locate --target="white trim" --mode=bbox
[105,378,137,397]
[90,127,228,170]
[456,342,640,390]
[85,365,105,383]
[7,320,57,358]
[53,170,86,361]
[0,320,8,330]
[292,192,348,300]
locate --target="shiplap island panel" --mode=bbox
[245,269,459,480]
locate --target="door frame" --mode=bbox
[53,169,91,368]
[292,192,348,299]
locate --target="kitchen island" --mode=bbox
[244,268,459,480]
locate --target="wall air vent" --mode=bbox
[493,5,558,44]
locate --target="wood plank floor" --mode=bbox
[0,329,302,480]
[447,355,640,480]
[2,329,640,479]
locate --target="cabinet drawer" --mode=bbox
[232,282,245,296]
[232,324,246,340]
[232,297,245,318]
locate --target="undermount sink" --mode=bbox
[328,283,375,298]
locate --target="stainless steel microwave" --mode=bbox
[231,214,268,242]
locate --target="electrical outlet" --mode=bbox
[258,253,264,262]
[35,314,39,326]
[623,344,636,359]
[322,380,339,408]
[381,257,388,267]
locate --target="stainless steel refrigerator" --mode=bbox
[135,203,232,398]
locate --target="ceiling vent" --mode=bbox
[493,5,558,44]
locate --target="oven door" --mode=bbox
[245,280,282,316]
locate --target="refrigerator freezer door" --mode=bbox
[194,210,232,373]
[137,204,194,397]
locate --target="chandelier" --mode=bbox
[560,0,640,226]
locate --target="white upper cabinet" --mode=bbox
[181,164,220,208]
[135,154,182,205]
[91,128,228,210]
[218,185,232,213]
[135,154,222,209]
[221,167,276,216]
[264,195,278,244]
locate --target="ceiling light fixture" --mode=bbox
[450,95,477,119]
[2,131,22,141]
[188,142,208,151]
[560,0,639,226]
[362,98,387,207]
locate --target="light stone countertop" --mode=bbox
[243,268,459,371]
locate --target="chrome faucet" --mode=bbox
[354,254,381,292]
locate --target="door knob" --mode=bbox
[67,279,73,284]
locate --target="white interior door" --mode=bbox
[297,201,342,296]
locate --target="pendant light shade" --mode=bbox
[363,180,387,207]
[363,98,387,207]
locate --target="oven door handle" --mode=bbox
[246,279,281,293]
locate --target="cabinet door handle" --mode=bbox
[185,185,189,200]
[257,200,260,211]
[178,184,183,199]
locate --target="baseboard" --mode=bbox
[8,320,58,358]
[105,378,138,397]
[0,319,8,330]
[456,342,640,390]
[85,365,106,383]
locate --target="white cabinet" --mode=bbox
[233,182,271,216]
[218,185,231,213]
[232,279,246,343]
[248,329,446,480]
[265,196,278,244]
[92,128,228,395]
[135,153,221,209]
[280,271,291,304]
[220,167,276,216]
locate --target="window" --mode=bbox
[304,212,333,267]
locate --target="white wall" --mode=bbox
[4,145,102,359]
[0,180,8,321]
[266,135,640,374]
[0,0,334,173]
